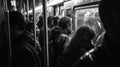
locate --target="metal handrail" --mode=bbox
[33,0,37,48]
[4,0,12,67]
[42,0,49,67]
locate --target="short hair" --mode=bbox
[58,17,71,29]
[47,16,53,25]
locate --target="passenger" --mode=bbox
[25,17,41,53]
[37,16,43,30]
[37,16,44,48]
[37,15,54,67]
[50,17,73,67]
[47,16,54,30]
[53,16,59,27]
[29,14,33,22]
[25,22,35,47]
[51,17,72,41]
[49,16,59,41]
[37,16,44,50]
[37,15,46,67]
[99,0,120,67]
[56,26,95,67]
[9,11,41,67]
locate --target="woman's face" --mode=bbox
[67,19,73,35]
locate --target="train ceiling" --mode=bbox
[7,0,42,10]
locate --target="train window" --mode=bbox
[75,7,99,28]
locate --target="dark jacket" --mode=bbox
[11,32,41,67]
[50,26,70,66]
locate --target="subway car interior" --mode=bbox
[0,0,120,67]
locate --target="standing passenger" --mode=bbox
[56,26,95,67]
[53,16,59,27]
[50,17,73,67]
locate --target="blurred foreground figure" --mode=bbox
[9,11,41,67]
[56,26,95,67]
[99,0,120,67]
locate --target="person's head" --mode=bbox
[64,26,95,54]
[73,26,95,45]
[9,11,26,38]
[53,16,59,26]
[99,0,120,36]
[47,16,54,29]
[26,22,34,33]
[58,17,72,35]
[37,16,43,29]
[29,14,33,21]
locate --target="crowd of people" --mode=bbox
[0,0,120,67]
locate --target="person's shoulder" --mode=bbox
[56,34,69,43]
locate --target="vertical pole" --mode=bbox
[42,0,49,67]
[33,0,37,48]
[23,1,26,20]
[27,0,29,21]
[5,0,12,67]
[75,13,77,31]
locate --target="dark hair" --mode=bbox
[66,14,71,17]
[72,26,95,46]
[58,17,71,30]
[47,16,53,24]
[37,16,43,29]
[53,16,59,26]
[9,11,25,31]
[26,22,34,32]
